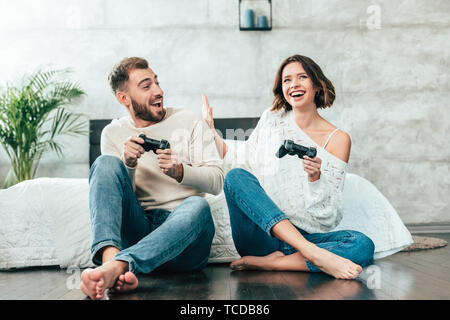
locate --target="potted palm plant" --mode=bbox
[0,69,87,188]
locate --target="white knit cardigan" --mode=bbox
[227,108,347,234]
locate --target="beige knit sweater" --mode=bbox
[100,107,224,211]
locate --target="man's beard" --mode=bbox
[131,98,165,123]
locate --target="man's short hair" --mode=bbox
[108,57,149,94]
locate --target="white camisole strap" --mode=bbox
[322,128,340,149]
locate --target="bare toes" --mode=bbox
[116,279,124,287]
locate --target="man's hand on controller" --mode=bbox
[156,149,184,183]
[122,136,146,168]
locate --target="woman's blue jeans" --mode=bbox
[88,155,215,274]
[223,168,375,272]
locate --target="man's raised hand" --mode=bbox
[202,94,214,129]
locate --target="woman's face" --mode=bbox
[281,62,317,110]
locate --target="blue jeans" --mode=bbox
[224,168,375,272]
[88,155,215,274]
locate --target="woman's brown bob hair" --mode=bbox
[272,55,335,111]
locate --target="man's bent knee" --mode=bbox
[91,155,123,172]
[187,197,215,251]
[89,155,128,182]
[183,196,212,221]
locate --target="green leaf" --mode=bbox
[0,68,87,186]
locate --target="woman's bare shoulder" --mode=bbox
[325,128,351,163]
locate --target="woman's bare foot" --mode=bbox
[308,247,362,280]
[110,272,139,294]
[80,260,128,300]
[230,251,286,271]
[230,248,362,280]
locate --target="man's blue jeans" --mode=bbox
[224,168,375,272]
[88,155,215,274]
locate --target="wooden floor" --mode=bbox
[1,233,449,300]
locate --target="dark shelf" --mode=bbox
[239,27,272,31]
[239,0,272,31]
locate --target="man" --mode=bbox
[81,57,224,300]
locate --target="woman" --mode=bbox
[202,55,375,280]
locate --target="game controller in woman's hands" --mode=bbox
[138,134,171,153]
[276,140,317,159]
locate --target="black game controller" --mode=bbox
[276,140,317,159]
[138,134,171,153]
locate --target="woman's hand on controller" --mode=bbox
[303,150,322,182]
[122,135,145,168]
[202,94,215,129]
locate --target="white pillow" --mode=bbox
[334,173,413,259]
[0,178,60,269]
[204,192,240,263]
[42,178,94,269]
[221,139,246,174]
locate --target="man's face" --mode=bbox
[125,68,165,123]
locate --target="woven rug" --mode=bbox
[401,235,448,252]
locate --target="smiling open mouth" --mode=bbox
[290,91,305,98]
[151,102,162,107]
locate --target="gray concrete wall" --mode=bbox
[0,0,448,224]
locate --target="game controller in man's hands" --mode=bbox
[276,140,317,159]
[138,134,171,153]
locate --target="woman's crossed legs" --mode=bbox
[224,168,375,280]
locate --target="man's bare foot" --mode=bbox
[110,272,139,294]
[80,260,128,300]
[230,251,286,271]
[308,247,362,280]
